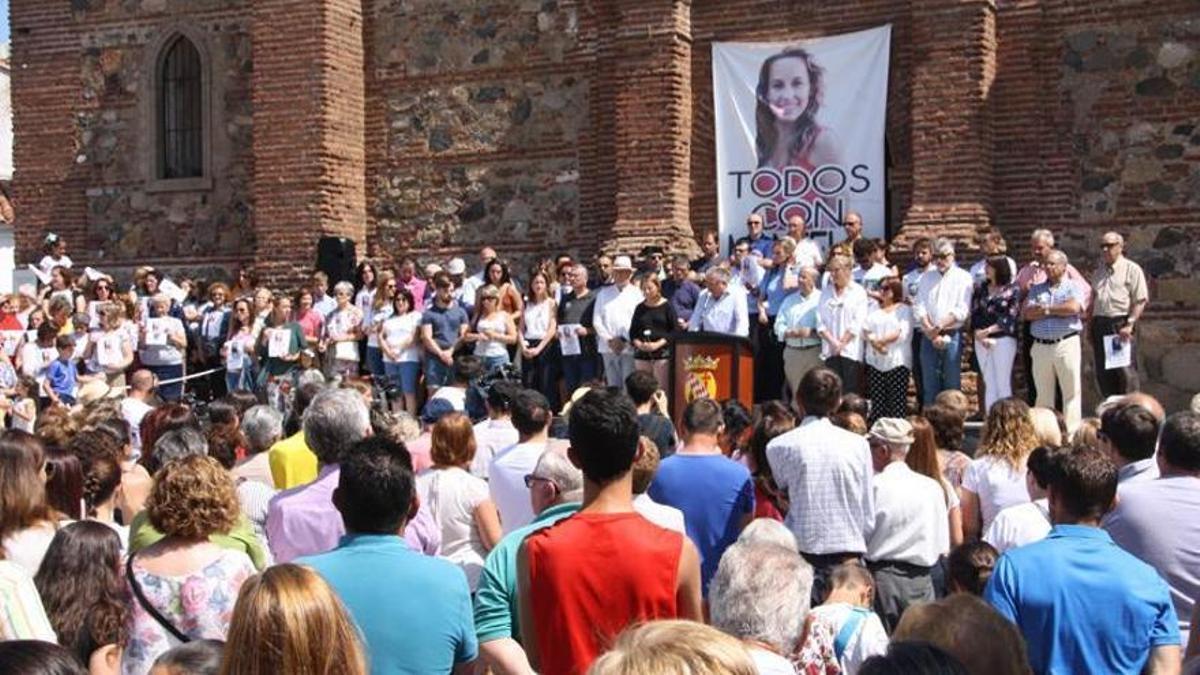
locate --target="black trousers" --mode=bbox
[754,318,786,402]
[825,355,863,396]
[1090,316,1139,397]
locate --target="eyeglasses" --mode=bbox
[1100,242,1119,249]
[523,474,554,489]
[935,252,953,260]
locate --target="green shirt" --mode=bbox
[472,502,580,643]
[127,510,270,570]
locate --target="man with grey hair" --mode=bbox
[233,405,284,488]
[1016,229,1092,405]
[474,449,583,674]
[1091,231,1148,398]
[913,238,974,405]
[1023,249,1087,432]
[864,418,949,631]
[266,388,441,562]
[688,266,749,337]
[557,262,598,392]
[149,427,208,472]
[709,542,815,674]
[775,265,822,398]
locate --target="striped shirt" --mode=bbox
[1026,279,1085,340]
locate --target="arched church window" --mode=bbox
[159,36,203,179]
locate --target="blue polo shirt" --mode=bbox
[300,534,478,675]
[648,453,754,594]
[984,524,1179,675]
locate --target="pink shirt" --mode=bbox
[401,276,428,312]
[266,465,440,563]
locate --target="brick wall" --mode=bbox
[9,0,1200,409]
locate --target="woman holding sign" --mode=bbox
[139,294,187,401]
[82,304,133,389]
[256,293,304,391]
[222,298,257,393]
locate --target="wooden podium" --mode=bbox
[669,332,755,427]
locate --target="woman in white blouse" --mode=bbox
[862,277,912,421]
[84,304,134,389]
[415,413,502,591]
[0,433,62,576]
[467,286,518,372]
[380,288,423,416]
[521,272,559,409]
[322,281,363,380]
[961,397,1038,540]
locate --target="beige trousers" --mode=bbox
[1031,334,1082,433]
[783,346,824,400]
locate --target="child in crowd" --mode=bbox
[8,376,39,432]
[43,335,80,407]
[809,562,889,675]
[946,540,999,596]
[149,639,225,675]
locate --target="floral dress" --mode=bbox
[121,549,255,675]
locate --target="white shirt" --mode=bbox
[809,603,890,675]
[862,305,913,371]
[38,254,73,274]
[415,467,491,590]
[688,288,750,337]
[121,396,155,454]
[903,264,932,302]
[853,262,892,293]
[633,493,686,533]
[765,417,875,555]
[489,440,549,533]
[1,523,59,576]
[913,265,973,329]
[749,647,798,675]
[984,498,1051,554]
[593,283,644,354]
[962,455,1030,533]
[816,282,869,361]
[380,311,422,363]
[794,237,824,270]
[866,462,950,566]
[429,386,467,412]
[523,300,554,341]
[470,419,519,479]
[460,273,485,312]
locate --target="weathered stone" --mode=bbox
[1065,30,1098,53]
[1155,144,1185,159]
[1136,76,1176,96]
[1082,173,1113,191]
[1158,41,1194,69]
[1173,124,1195,136]
[1121,155,1164,183]
[1125,47,1152,68]
[1160,344,1200,391]
[1082,47,1117,72]
[428,127,453,152]
[1153,226,1188,248]
[1148,181,1176,202]
[1126,122,1158,145]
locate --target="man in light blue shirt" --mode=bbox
[474,450,582,673]
[689,267,749,337]
[985,447,1180,675]
[1022,249,1087,432]
[300,437,477,674]
[774,266,821,399]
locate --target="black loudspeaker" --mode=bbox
[316,237,357,285]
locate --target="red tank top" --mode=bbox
[525,512,683,675]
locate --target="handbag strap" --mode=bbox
[126,553,191,644]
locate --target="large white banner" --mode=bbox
[713,25,891,254]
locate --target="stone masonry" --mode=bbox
[8,0,1200,411]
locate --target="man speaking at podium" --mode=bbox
[688,268,750,338]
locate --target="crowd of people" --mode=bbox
[0,220,1196,675]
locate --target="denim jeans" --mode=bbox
[919,332,963,405]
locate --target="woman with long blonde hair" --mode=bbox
[220,563,366,675]
[960,398,1039,541]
